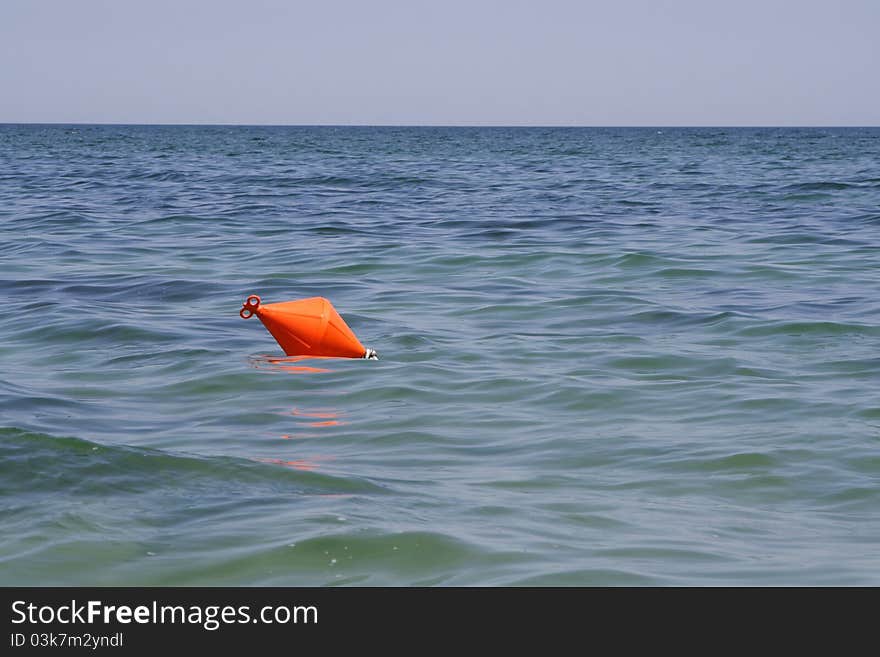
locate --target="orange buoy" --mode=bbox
[240,295,377,359]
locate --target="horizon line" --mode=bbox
[1,121,878,129]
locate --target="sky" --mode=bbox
[1,0,877,126]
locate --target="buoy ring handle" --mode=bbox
[240,294,261,319]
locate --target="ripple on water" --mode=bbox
[1,125,879,585]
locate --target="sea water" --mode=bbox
[1,125,878,585]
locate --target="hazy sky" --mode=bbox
[1,0,877,125]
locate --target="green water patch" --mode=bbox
[602,352,740,378]
[613,252,681,270]
[656,267,720,279]
[131,530,496,586]
[856,407,880,420]
[509,568,655,586]
[661,451,779,472]
[736,320,880,338]
[0,427,385,498]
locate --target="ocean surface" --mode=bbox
[1,125,878,586]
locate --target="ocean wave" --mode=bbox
[0,427,383,496]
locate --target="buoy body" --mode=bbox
[241,295,374,359]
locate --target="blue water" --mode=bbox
[1,125,879,585]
